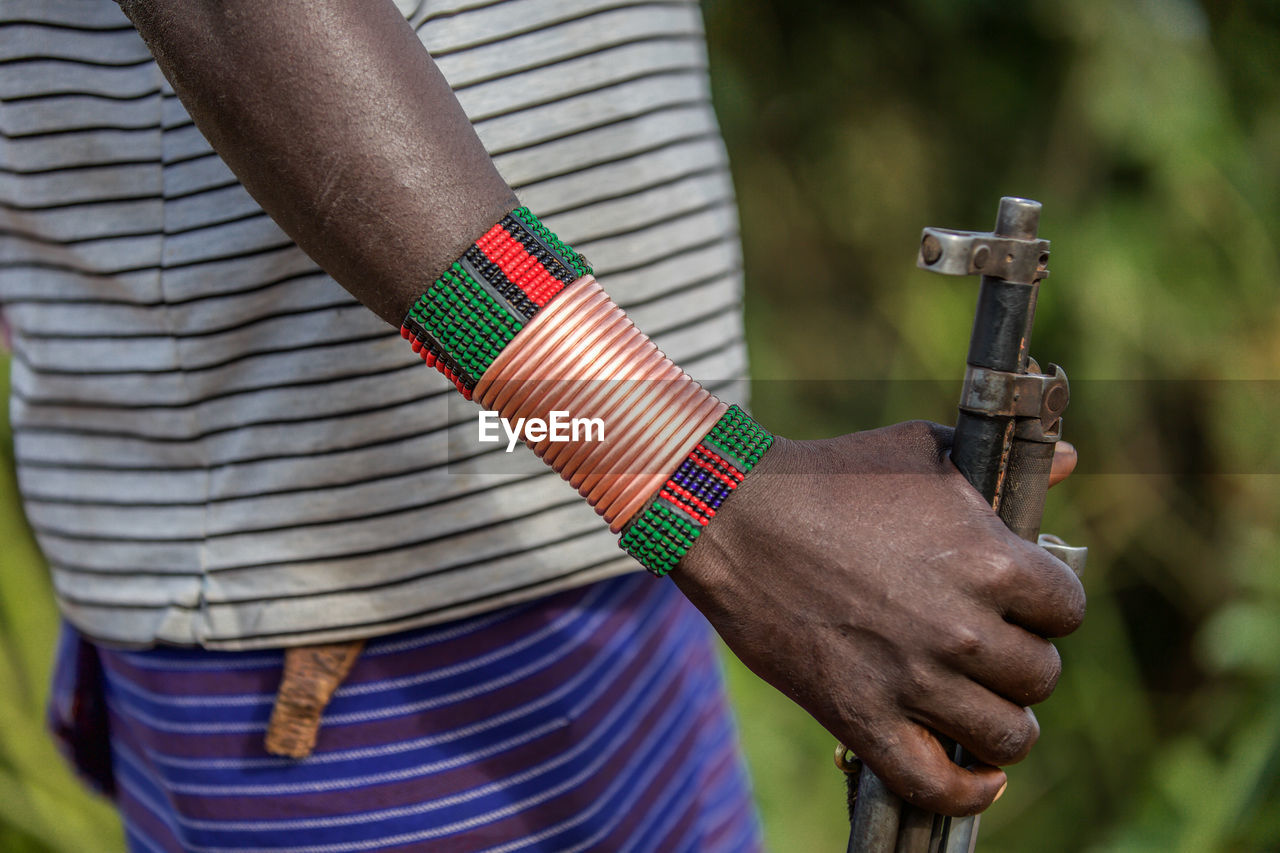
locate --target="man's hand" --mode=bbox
[673,420,1086,817]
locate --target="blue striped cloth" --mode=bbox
[49,574,762,852]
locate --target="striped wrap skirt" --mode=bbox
[48,573,763,852]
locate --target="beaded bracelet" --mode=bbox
[403,207,773,579]
[619,405,773,577]
[400,207,591,400]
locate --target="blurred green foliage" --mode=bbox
[1,0,1278,850]
[0,368,124,851]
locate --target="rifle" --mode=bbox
[841,197,1088,853]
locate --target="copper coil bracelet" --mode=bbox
[403,207,774,576]
[474,275,725,530]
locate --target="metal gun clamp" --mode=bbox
[918,228,1050,284]
[959,362,1068,434]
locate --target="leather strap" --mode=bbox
[264,640,365,759]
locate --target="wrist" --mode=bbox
[671,434,796,596]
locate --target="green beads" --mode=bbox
[510,206,593,279]
[409,263,522,380]
[620,502,703,578]
[704,405,774,468]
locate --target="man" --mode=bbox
[1,0,1084,850]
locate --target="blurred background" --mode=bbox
[2,0,1278,850]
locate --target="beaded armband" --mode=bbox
[620,405,774,577]
[404,207,770,578]
[400,207,591,399]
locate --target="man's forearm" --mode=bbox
[117,0,518,325]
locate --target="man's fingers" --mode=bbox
[1048,441,1077,488]
[865,722,1008,817]
[994,537,1087,638]
[905,674,1042,768]
[935,616,1063,706]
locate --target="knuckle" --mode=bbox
[900,419,951,457]
[952,786,994,818]
[987,713,1039,765]
[900,772,949,812]
[902,775,983,817]
[1037,553,1087,636]
[985,549,1023,590]
[901,418,938,439]
[1059,583,1087,634]
[900,659,936,701]
[1024,645,1063,704]
[940,624,984,661]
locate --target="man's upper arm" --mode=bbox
[116,0,518,325]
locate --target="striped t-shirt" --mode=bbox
[0,0,749,649]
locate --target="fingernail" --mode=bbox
[994,781,1008,803]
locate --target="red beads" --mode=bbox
[403,209,589,402]
[476,223,567,307]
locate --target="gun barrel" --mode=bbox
[950,198,1045,516]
